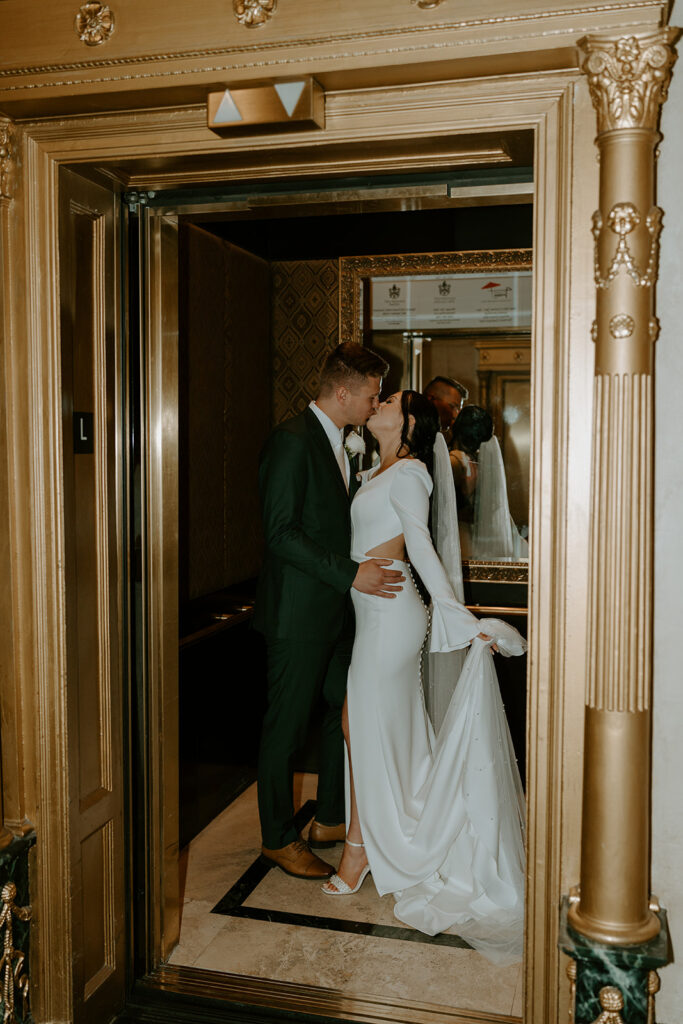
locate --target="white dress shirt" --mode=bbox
[309,400,349,489]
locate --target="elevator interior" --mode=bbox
[176,176,533,847]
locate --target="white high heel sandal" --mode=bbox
[321,839,370,896]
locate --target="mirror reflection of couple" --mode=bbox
[253,344,526,964]
[425,376,529,561]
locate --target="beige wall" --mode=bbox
[652,10,683,1019]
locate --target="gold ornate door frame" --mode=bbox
[2,71,595,1023]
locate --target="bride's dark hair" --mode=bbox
[452,404,493,458]
[398,390,440,476]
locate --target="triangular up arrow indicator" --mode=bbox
[213,90,243,123]
[274,81,306,117]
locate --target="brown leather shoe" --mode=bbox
[308,820,346,849]
[261,839,334,879]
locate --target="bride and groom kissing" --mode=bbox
[253,342,526,964]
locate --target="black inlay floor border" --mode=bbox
[210,799,472,951]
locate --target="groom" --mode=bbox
[254,342,403,879]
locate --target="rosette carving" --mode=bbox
[609,314,634,338]
[578,30,679,133]
[0,120,13,200]
[74,2,115,46]
[233,0,277,27]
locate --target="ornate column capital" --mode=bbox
[0,119,13,201]
[578,28,680,134]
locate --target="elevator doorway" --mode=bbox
[130,178,533,1020]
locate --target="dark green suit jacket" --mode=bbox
[253,407,360,641]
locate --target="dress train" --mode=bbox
[347,458,526,965]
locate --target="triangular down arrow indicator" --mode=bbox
[213,90,243,123]
[274,81,306,117]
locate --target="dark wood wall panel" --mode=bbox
[180,225,270,604]
[181,226,229,602]
[223,242,270,590]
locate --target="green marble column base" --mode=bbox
[559,897,671,1024]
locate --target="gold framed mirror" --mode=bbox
[340,250,532,583]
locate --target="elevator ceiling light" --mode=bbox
[207,77,324,135]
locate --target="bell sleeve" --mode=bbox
[389,460,481,652]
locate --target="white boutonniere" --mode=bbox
[344,430,366,459]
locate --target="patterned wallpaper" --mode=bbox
[270,259,339,424]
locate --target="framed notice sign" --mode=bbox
[339,249,533,344]
[370,271,532,331]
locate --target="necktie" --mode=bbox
[334,437,348,491]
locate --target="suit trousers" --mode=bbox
[257,631,352,849]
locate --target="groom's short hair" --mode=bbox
[424,376,469,406]
[318,343,389,395]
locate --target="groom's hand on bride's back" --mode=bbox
[352,558,405,598]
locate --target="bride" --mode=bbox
[321,390,527,966]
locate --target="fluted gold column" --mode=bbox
[0,118,17,852]
[569,29,680,945]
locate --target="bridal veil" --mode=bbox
[412,433,526,965]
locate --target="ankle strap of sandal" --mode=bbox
[345,839,364,848]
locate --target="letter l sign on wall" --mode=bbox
[73,411,94,454]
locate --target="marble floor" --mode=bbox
[169,773,523,1017]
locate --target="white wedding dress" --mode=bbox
[347,458,526,965]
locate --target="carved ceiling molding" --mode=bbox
[0,120,14,201]
[0,2,665,81]
[578,28,679,132]
[75,2,115,46]
[233,0,277,28]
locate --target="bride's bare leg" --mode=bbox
[323,697,368,892]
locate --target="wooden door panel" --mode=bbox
[80,820,116,998]
[59,167,125,1024]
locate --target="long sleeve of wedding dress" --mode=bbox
[347,458,527,967]
[387,460,481,652]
